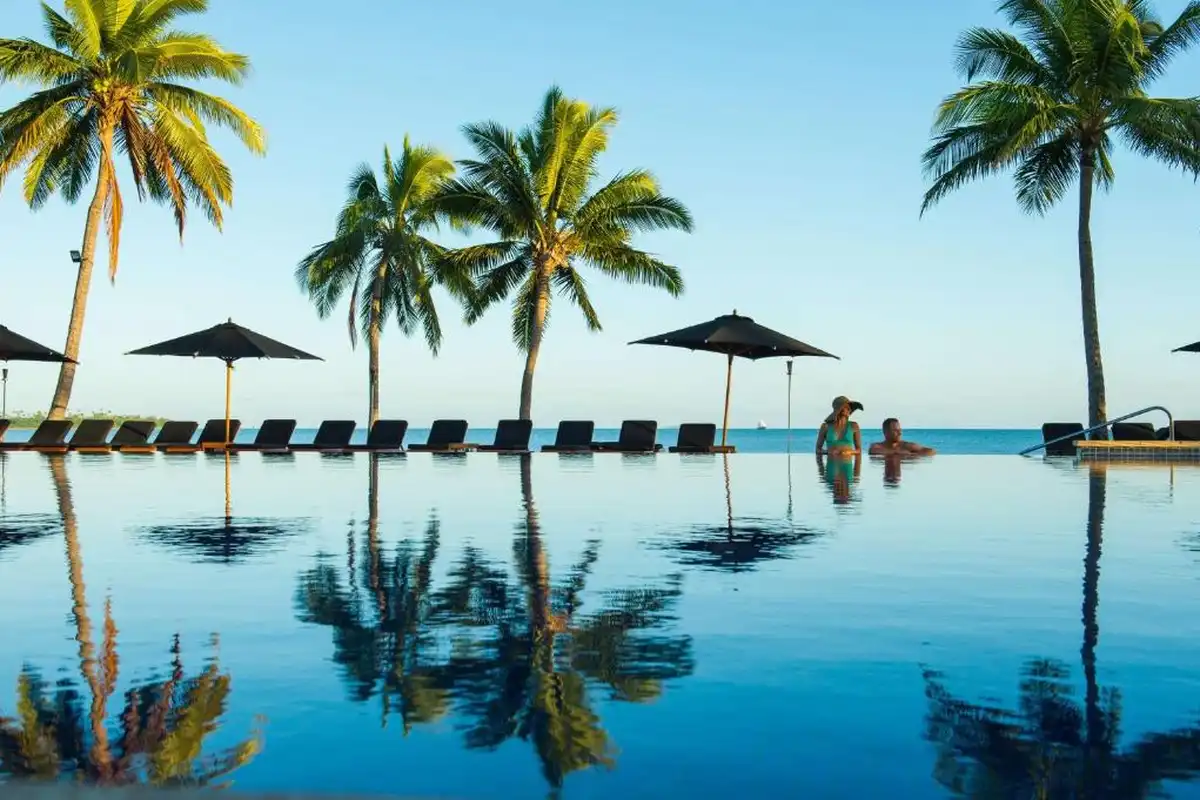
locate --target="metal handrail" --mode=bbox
[1019,405,1174,456]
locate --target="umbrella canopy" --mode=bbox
[631,311,838,445]
[1173,341,1200,353]
[127,319,322,446]
[0,324,74,363]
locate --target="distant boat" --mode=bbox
[756,420,767,430]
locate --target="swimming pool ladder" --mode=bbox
[1018,405,1175,456]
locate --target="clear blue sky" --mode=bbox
[2,0,1198,429]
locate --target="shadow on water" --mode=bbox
[135,452,311,564]
[922,464,1200,797]
[0,455,262,787]
[295,453,694,796]
[652,453,827,573]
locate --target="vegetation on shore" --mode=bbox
[0,0,266,420]
[921,0,1200,433]
[3,410,167,429]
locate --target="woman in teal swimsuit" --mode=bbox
[815,395,862,455]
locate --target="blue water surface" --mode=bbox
[1,451,1199,798]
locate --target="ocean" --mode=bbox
[1,425,1041,455]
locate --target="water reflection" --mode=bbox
[655,454,826,572]
[922,465,1200,796]
[0,456,261,786]
[296,454,694,793]
[137,453,310,563]
[817,453,861,506]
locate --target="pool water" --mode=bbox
[1,452,1200,798]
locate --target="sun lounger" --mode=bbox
[33,418,116,454]
[1111,421,1156,441]
[593,420,662,453]
[290,420,356,452]
[409,419,470,452]
[347,419,408,452]
[668,422,736,454]
[542,420,594,452]
[0,420,8,442]
[115,421,197,453]
[476,419,533,454]
[76,420,155,453]
[1163,420,1200,441]
[159,418,241,453]
[1041,422,1083,456]
[0,420,74,452]
[231,419,296,452]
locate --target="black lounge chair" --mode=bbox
[47,419,116,453]
[232,419,296,452]
[160,419,241,453]
[290,420,356,452]
[1041,422,1083,456]
[1111,421,1156,441]
[1163,420,1200,441]
[476,419,533,454]
[409,419,470,452]
[346,419,408,452]
[593,420,661,453]
[542,421,594,452]
[668,423,736,454]
[79,420,155,453]
[0,420,73,452]
[116,421,198,453]
[0,419,8,442]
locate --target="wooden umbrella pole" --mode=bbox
[224,360,233,446]
[721,353,734,447]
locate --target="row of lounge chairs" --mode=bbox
[0,418,736,455]
[1041,420,1200,455]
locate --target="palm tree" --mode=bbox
[433,87,694,420]
[920,0,1200,433]
[296,140,467,426]
[0,0,266,419]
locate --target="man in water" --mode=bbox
[868,418,935,456]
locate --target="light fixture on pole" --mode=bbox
[1,367,7,417]
[786,359,793,432]
[69,250,82,264]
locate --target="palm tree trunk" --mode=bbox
[518,270,551,421]
[368,270,385,428]
[47,128,115,420]
[1077,150,1108,436]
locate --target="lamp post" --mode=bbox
[1,367,6,417]
[786,359,793,432]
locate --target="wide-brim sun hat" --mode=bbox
[825,395,863,423]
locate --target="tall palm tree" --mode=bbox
[296,140,467,427]
[0,0,266,419]
[920,0,1200,433]
[433,87,694,420]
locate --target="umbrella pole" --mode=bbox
[721,354,733,447]
[223,360,233,446]
[224,451,232,521]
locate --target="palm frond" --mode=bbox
[955,27,1053,84]
[62,0,102,60]
[574,169,693,237]
[551,266,601,332]
[577,245,683,297]
[511,272,546,352]
[136,32,250,84]
[1113,96,1200,174]
[1144,1,1200,77]
[145,83,265,154]
[1013,133,1079,214]
[0,37,83,82]
[467,246,533,324]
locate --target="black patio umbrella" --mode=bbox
[630,310,838,446]
[1173,341,1200,353]
[127,319,322,445]
[0,324,74,363]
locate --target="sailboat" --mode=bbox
[756,420,767,430]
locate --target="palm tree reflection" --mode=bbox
[923,465,1200,796]
[0,456,261,786]
[295,453,694,793]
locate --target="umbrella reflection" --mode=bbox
[0,455,57,558]
[0,456,262,786]
[136,453,310,564]
[653,453,827,573]
[295,453,694,794]
[922,465,1200,796]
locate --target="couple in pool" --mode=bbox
[814,396,935,457]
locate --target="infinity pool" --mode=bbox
[2,452,1200,798]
